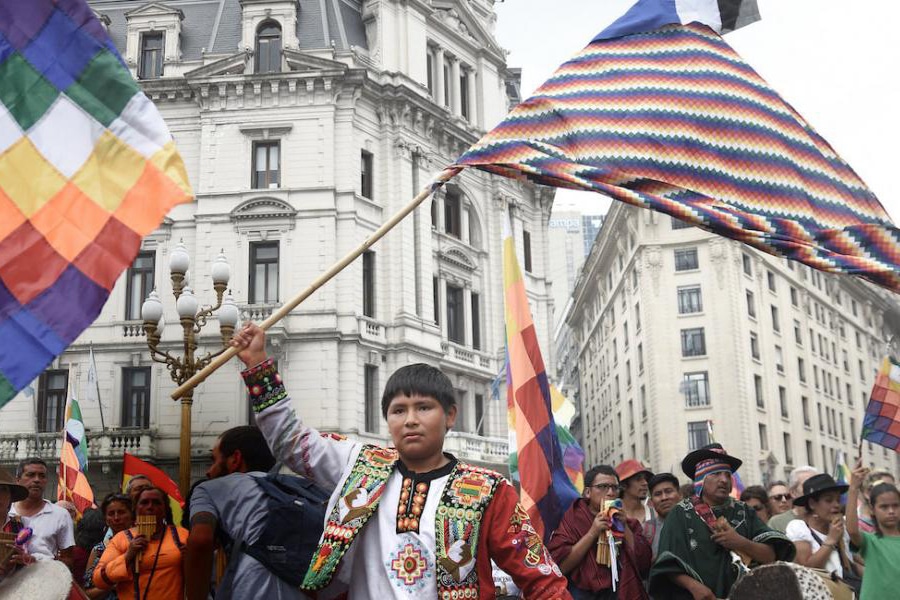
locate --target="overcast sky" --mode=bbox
[493,0,900,221]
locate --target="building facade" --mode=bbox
[0,0,557,491]
[566,202,900,485]
[547,211,604,330]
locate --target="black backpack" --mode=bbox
[217,471,328,597]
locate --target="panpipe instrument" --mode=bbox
[0,532,15,566]
[133,515,157,574]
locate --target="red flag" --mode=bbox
[121,453,185,524]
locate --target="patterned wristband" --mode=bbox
[242,357,287,413]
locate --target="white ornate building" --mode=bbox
[565,202,900,485]
[0,0,557,492]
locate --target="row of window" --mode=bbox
[37,368,150,432]
[138,20,283,79]
[251,140,375,197]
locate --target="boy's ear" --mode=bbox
[444,404,458,431]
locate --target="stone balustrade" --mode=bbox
[0,429,157,463]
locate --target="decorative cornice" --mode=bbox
[231,196,297,221]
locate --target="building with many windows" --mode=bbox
[565,202,900,485]
[0,0,556,491]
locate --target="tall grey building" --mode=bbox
[564,202,900,485]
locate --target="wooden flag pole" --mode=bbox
[171,170,458,400]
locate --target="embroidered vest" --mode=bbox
[302,444,503,600]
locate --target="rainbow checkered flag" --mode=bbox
[861,358,900,452]
[57,369,94,516]
[503,217,580,541]
[449,0,900,293]
[0,0,192,408]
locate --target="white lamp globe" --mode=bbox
[169,241,190,275]
[141,290,163,324]
[218,293,240,328]
[176,287,199,319]
[211,251,231,285]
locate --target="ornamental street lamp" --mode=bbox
[141,241,239,495]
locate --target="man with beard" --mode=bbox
[617,460,654,528]
[648,444,794,600]
[9,458,74,567]
[645,473,680,558]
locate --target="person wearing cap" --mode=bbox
[648,444,794,600]
[646,473,680,558]
[0,467,34,580]
[548,465,652,599]
[785,473,855,580]
[616,460,655,529]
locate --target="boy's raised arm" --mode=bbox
[233,323,357,491]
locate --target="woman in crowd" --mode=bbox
[740,485,772,523]
[84,493,136,599]
[0,467,33,581]
[785,474,855,580]
[92,487,188,600]
[766,480,792,518]
[857,469,896,534]
[846,460,900,600]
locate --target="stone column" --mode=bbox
[463,286,473,347]
[435,47,445,108]
[466,67,477,124]
[450,57,461,116]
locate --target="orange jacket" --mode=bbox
[93,525,188,600]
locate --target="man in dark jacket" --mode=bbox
[548,465,651,600]
[649,444,795,600]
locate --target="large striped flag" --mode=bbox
[861,357,900,452]
[122,452,186,526]
[445,0,900,294]
[0,0,193,408]
[57,368,94,516]
[503,217,580,541]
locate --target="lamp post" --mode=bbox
[141,241,240,495]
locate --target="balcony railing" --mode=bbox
[358,316,386,343]
[441,342,494,372]
[444,431,509,464]
[0,429,157,463]
[239,302,283,322]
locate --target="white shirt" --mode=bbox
[10,500,75,560]
[785,518,850,577]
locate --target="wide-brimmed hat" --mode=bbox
[616,459,653,483]
[792,473,849,507]
[681,443,742,479]
[0,467,28,502]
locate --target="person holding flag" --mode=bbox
[229,322,571,599]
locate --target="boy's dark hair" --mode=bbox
[740,485,769,504]
[869,482,900,537]
[381,363,456,418]
[16,457,48,478]
[218,426,276,473]
[584,465,619,488]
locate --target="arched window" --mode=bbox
[256,21,282,73]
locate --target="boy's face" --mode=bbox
[386,393,456,465]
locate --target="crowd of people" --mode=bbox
[1,322,898,599]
